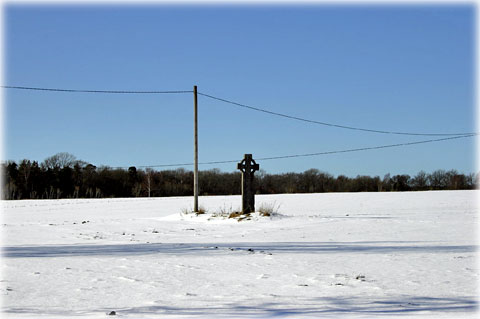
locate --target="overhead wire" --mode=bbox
[3,85,475,136]
[109,134,476,169]
[3,85,475,169]
[255,134,476,161]
[198,91,477,137]
[2,85,192,94]
[113,159,240,169]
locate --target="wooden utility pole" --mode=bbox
[193,85,199,212]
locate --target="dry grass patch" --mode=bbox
[258,201,281,217]
[228,211,244,219]
[181,205,207,216]
[195,206,207,216]
[181,203,280,222]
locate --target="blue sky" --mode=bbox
[3,4,476,176]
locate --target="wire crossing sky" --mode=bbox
[2,85,193,94]
[3,85,476,137]
[197,92,477,137]
[107,134,476,169]
[3,4,476,176]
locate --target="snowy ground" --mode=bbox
[1,190,478,318]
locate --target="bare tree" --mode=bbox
[429,169,448,190]
[18,159,32,196]
[466,173,477,189]
[43,152,77,169]
[144,168,153,197]
[412,171,428,190]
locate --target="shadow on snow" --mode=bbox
[2,241,477,258]
[4,296,478,317]
[114,296,479,316]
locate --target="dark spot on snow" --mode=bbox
[356,275,366,280]
[335,283,343,286]
[248,248,254,253]
[6,287,13,291]
[108,310,116,315]
[298,284,309,287]
[454,255,472,259]
[152,230,159,233]
[34,272,40,275]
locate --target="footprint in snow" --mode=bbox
[116,276,140,282]
[175,264,200,270]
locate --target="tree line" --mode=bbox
[1,152,477,200]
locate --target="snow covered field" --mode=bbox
[1,191,478,318]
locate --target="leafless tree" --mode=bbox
[412,170,428,190]
[145,168,153,197]
[429,169,448,189]
[43,152,77,169]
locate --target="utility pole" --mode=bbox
[193,85,199,212]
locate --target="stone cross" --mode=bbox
[237,154,260,214]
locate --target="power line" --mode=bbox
[110,134,475,169]
[198,92,477,137]
[2,86,193,94]
[4,85,475,136]
[256,134,475,161]
[136,159,239,169]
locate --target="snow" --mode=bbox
[1,190,478,318]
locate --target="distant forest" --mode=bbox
[1,153,477,200]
